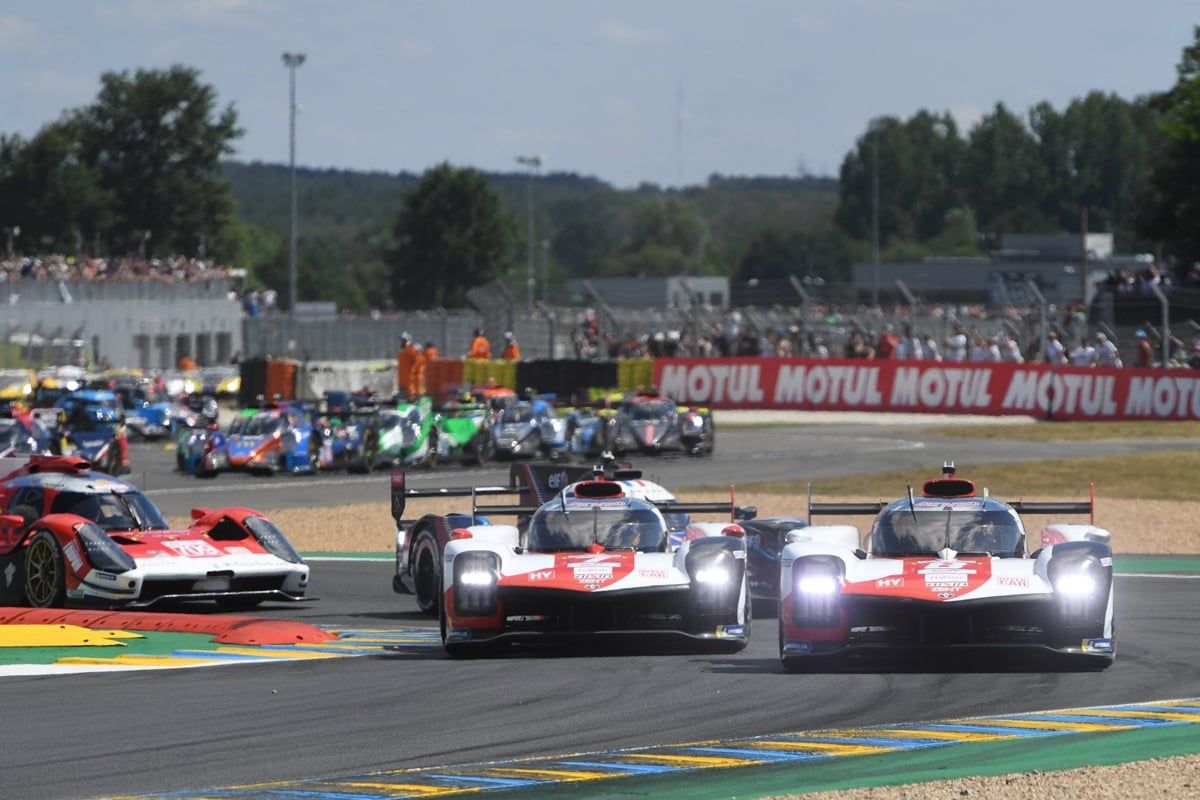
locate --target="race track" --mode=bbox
[4,424,1199,799]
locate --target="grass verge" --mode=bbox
[916,420,1200,442]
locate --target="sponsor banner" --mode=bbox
[653,357,1200,420]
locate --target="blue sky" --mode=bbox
[1,1,1196,187]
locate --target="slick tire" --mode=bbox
[24,530,66,609]
[411,529,440,616]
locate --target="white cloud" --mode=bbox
[18,69,93,95]
[396,39,432,61]
[0,15,39,51]
[595,19,671,46]
[96,0,273,29]
[949,104,984,133]
[792,14,830,35]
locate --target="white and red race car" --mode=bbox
[391,462,753,655]
[0,454,310,608]
[779,462,1114,670]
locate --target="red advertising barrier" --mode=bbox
[653,357,1200,421]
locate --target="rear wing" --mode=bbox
[390,463,758,528]
[806,483,1096,525]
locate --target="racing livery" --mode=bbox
[603,392,714,457]
[779,463,1114,670]
[225,405,319,475]
[0,455,309,608]
[390,462,752,655]
[491,397,568,460]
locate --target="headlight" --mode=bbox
[694,566,731,585]
[1055,573,1096,595]
[797,575,840,595]
[74,522,136,573]
[454,551,500,616]
[245,517,303,564]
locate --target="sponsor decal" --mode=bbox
[638,568,668,579]
[93,571,117,582]
[527,569,555,582]
[4,562,13,587]
[1082,638,1114,653]
[918,560,974,589]
[1100,556,1113,567]
[654,357,1200,421]
[876,576,903,589]
[63,540,84,572]
[225,546,253,555]
[997,576,1030,588]
[447,629,471,641]
[717,624,745,638]
[162,540,222,557]
[572,558,616,587]
[782,640,813,655]
[546,470,570,490]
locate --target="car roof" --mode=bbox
[537,495,658,515]
[6,470,140,494]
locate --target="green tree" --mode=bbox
[601,195,712,276]
[736,224,856,283]
[963,103,1046,233]
[389,163,517,308]
[77,65,242,255]
[1139,26,1200,264]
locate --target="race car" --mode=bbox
[433,399,494,466]
[0,454,310,608]
[778,463,1114,671]
[54,390,130,475]
[104,378,200,440]
[490,396,568,460]
[0,369,35,403]
[225,404,320,475]
[0,412,55,458]
[742,515,809,602]
[390,462,755,655]
[603,392,714,457]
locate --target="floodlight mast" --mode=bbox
[282,52,306,314]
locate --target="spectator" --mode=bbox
[1095,333,1121,367]
[921,333,942,362]
[1043,331,1066,365]
[1189,344,1200,371]
[1134,330,1154,368]
[945,325,968,361]
[466,328,492,360]
[875,325,899,359]
[1000,333,1024,364]
[500,331,521,361]
[178,354,198,371]
[1069,339,1097,367]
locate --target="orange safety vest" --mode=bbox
[467,335,492,360]
[501,341,520,361]
[397,344,421,397]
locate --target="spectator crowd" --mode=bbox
[0,253,234,284]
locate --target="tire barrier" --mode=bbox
[462,358,518,390]
[616,357,655,391]
[238,357,299,406]
[515,360,618,401]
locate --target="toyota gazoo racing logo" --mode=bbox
[569,554,619,587]
[917,560,975,588]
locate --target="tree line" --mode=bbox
[2,27,1198,311]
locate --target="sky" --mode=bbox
[1,1,1197,188]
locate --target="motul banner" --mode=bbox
[653,357,1200,420]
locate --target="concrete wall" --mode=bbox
[3,288,242,369]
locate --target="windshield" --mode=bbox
[50,489,168,531]
[528,506,666,553]
[242,413,283,436]
[631,401,673,421]
[379,412,402,430]
[500,406,534,425]
[871,507,1023,557]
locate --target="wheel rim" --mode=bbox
[25,537,59,607]
[427,431,438,468]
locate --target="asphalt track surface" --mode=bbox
[2,426,1198,800]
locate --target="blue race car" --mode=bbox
[490,396,569,460]
[225,404,320,475]
[54,390,129,475]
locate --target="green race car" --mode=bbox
[432,401,494,466]
[365,397,437,469]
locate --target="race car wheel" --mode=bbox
[351,429,377,474]
[426,429,439,470]
[411,529,440,616]
[307,437,321,472]
[469,429,494,466]
[24,530,66,608]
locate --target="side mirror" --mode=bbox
[0,514,26,529]
[190,507,211,521]
[735,505,757,522]
[721,524,745,539]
